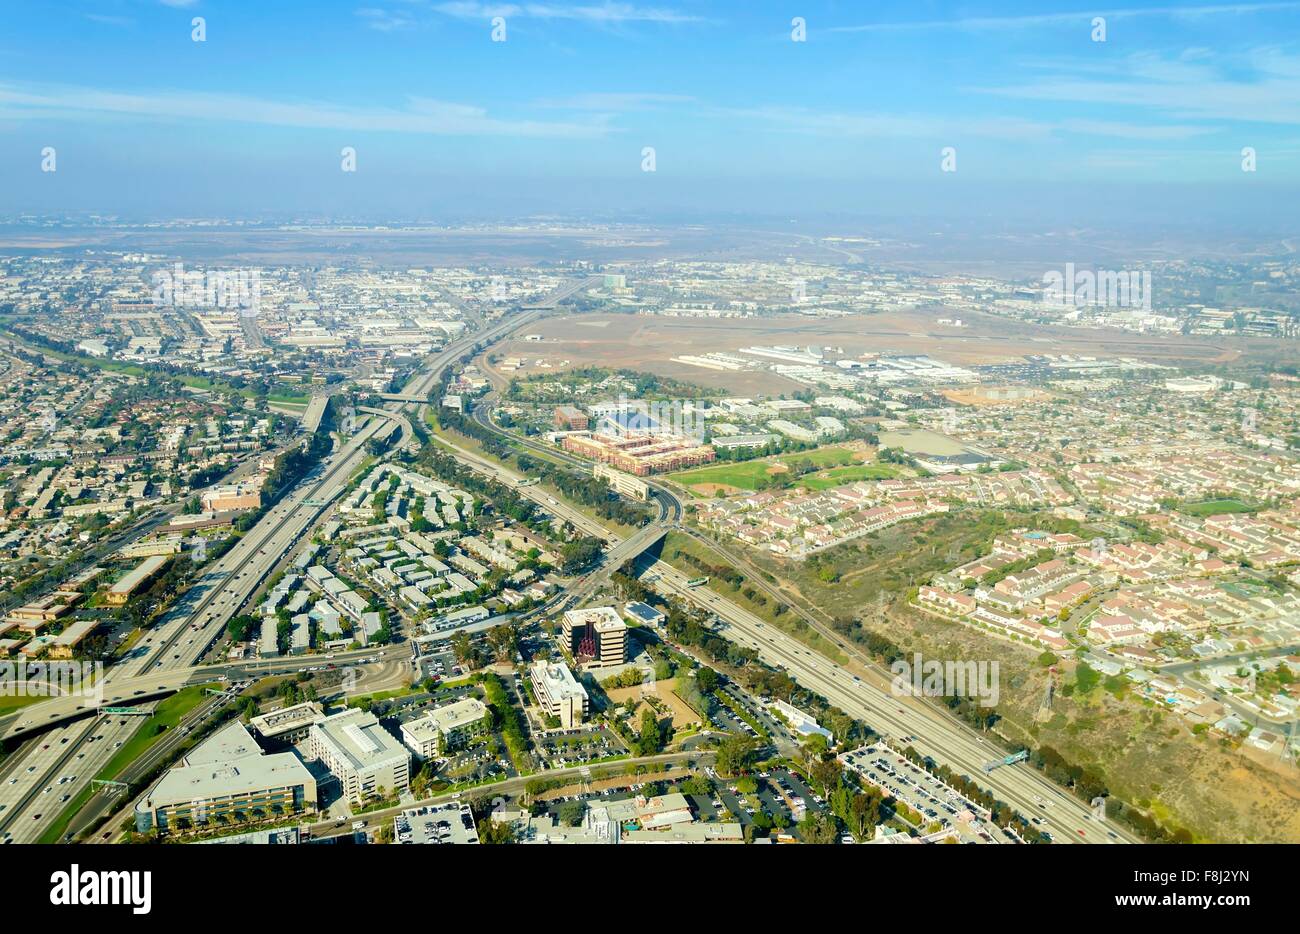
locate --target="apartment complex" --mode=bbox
[104,555,171,606]
[593,463,650,501]
[562,431,714,476]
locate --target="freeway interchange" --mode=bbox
[3,279,1137,845]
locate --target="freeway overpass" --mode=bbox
[378,392,431,404]
[301,394,330,433]
[520,275,601,309]
[0,644,410,741]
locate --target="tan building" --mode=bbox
[529,661,589,729]
[105,555,171,606]
[553,405,589,431]
[202,483,262,513]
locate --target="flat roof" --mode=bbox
[108,555,170,595]
[403,697,488,743]
[312,709,409,771]
[530,660,588,702]
[139,722,315,811]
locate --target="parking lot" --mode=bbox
[839,744,1014,843]
[691,766,824,839]
[534,725,623,769]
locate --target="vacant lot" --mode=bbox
[498,307,1254,398]
[606,678,699,730]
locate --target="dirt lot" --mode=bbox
[606,678,700,730]
[495,307,1254,397]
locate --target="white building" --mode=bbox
[529,660,589,729]
[305,709,410,804]
[400,697,490,758]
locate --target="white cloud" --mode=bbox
[357,7,419,31]
[975,48,1300,125]
[830,3,1300,34]
[431,2,703,24]
[706,105,1212,142]
[0,81,614,138]
[535,92,694,110]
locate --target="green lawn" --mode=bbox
[36,684,216,844]
[267,391,312,406]
[798,463,899,491]
[0,695,44,716]
[1178,499,1257,517]
[671,446,860,493]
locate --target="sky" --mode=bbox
[1,0,1299,225]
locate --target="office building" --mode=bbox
[134,722,317,834]
[400,697,490,758]
[305,708,410,803]
[529,660,589,729]
[562,606,628,667]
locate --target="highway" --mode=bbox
[461,390,1139,844]
[0,279,599,843]
[2,271,1135,847]
[641,558,1138,845]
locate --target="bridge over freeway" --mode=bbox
[378,391,431,404]
[301,394,331,433]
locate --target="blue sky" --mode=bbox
[2,1,1299,221]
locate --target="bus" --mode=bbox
[686,577,709,587]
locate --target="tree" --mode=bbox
[451,631,476,667]
[560,536,604,574]
[558,800,585,827]
[638,707,664,756]
[695,666,718,694]
[227,614,257,643]
[487,624,519,663]
[798,811,839,845]
[479,819,514,844]
[715,735,757,778]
